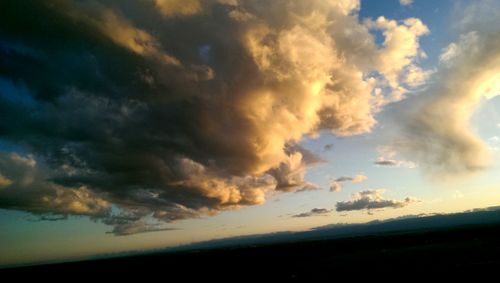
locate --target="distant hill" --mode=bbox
[6,205,500,277]
[168,206,500,252]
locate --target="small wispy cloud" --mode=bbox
[374,159,417,168]
[487,136,500,152]
[107,221,177,236]
[296,182,322,193]
[374,146,417,168]
[488,136,500,142]
[374,159,398,166]
[399,0,413,6]
[329,174,367,192]
[292,208,332,218]
[334,175,367,183]
[330,182,342,192]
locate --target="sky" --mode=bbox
[1,0,500,266]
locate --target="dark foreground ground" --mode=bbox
[4,223,500,279]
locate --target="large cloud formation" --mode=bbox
[0,0,428,234]
[395,1,500,178]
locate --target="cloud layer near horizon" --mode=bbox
[292,208,332,218]
[0,0,430,234]
[336,189,417,213]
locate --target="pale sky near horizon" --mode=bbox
[1,0,500,266]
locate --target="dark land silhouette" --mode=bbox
[3,207,500,278]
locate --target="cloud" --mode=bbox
[0,152,110,217]
[154,0,202,17]
[439,31,480,67]
[374,160,398,166]
[374,159,417,168]
[488,136,500,151]
[403,64,434,87]
[330,174,367,192]
[0,1,429,233]
[61,1,181,66]
[334,175,367,183]
[292,208,332,218]
[488,136,499,142]
[323,144,334,151]
[296,182,322,193]
[0,174,12,188]
[394,1,500,178]
[336,189,418,212]
[106,221,177,236]
[330,182,342,192]
[399,0,413,6]
[364,16,429,101]
[374,146,417,168]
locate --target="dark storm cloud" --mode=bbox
[0,0,430,233]
[292,208,332,218]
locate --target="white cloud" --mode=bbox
[403,64,434,87]
[399,0,413,6]
[374,159,417,168]
[396,2,500,177]
[374,146,417,168]
[365,16,430,101]
[330,181,342,192]
[488,136,500,142]
[439,32,479,65]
